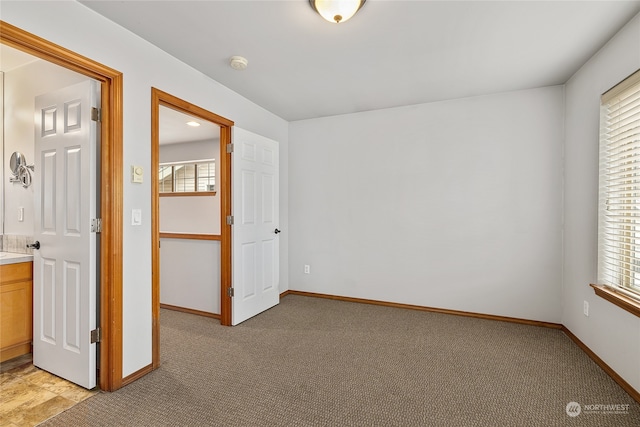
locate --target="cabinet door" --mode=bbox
[1,266,33,362]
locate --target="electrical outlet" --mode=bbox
[304,265,310,274]
[583,300,589,317]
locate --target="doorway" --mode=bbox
[151,88,233,368]
[0,21,123,391]
[158,106,221,316]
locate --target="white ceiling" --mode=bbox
[79,1,640,121]
[159,105,220,145]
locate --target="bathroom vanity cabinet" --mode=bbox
[0,261,33,362]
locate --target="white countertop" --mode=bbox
[0,252,34,265]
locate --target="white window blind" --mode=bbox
[598,69,640,300]
[158,159,215,193]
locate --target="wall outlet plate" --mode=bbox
[583,300,589,317]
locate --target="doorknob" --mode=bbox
[27,241,40,250]
[274,229,281,234]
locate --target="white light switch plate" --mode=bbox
[132,209,142,226]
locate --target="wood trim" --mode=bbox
[562,326,640,404]
[285,290,563,329]
[602,68,640,104]
[151,89,161,370]
[153,88,234,127]
[159,191,216,197]
[159,233,221,241]
[220,125,232,326]
[591,284,640,318]
[160,303,220,319]
[121,364,154,388]
[151,88,234,369]
[0,343,32,363]
[0,22,121,82]
[102,62,124,394]
[279,290,291,298]
[1,21,123,392]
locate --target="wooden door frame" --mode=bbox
[151,88,233,369]
[0,21,124,391]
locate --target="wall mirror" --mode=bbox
[1,43,88,236]
[1,44,42,236]
[0,68,4,235]
[9,151,26,175]
[8,151,33,188]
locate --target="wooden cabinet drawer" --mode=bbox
[0,262,33,283]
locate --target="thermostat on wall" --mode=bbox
[131,165,143,183]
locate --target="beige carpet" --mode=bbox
[40,295,640,426]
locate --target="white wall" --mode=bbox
[289,86,564,323]
[160,197,220,234]
[160,239,221,314]
[563,13,640,392]
[1,1,289,377]
[159,139,220,234]
[3,59,87,236]
[160,139,218,161]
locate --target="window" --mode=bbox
[196,162,216,192]
[158,160,215,194]
[598,69,640,301]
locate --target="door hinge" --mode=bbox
[91,218,102,233]
[226,143,234,153]
[227,287,234,298]
[226,215,234,226]
[91,327,101,343]
[91,107,101,122]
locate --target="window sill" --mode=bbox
[590,284,640,318]
[159,191,216,197]
[159,232,221,241]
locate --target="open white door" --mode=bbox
[232,128,279,325]
[33,80,99,389]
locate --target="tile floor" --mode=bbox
[0,354,97,427]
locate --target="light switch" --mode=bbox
[18,207,24,222]
[132,209,142,226]
[131,165,144,183]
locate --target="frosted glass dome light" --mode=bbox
[310,0,366,24]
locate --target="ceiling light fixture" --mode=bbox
[186,121,200,127]
[309,0,366,24]
[229,56,248,70]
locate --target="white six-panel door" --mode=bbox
[232,128,279,325]
[33,80,99,389]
